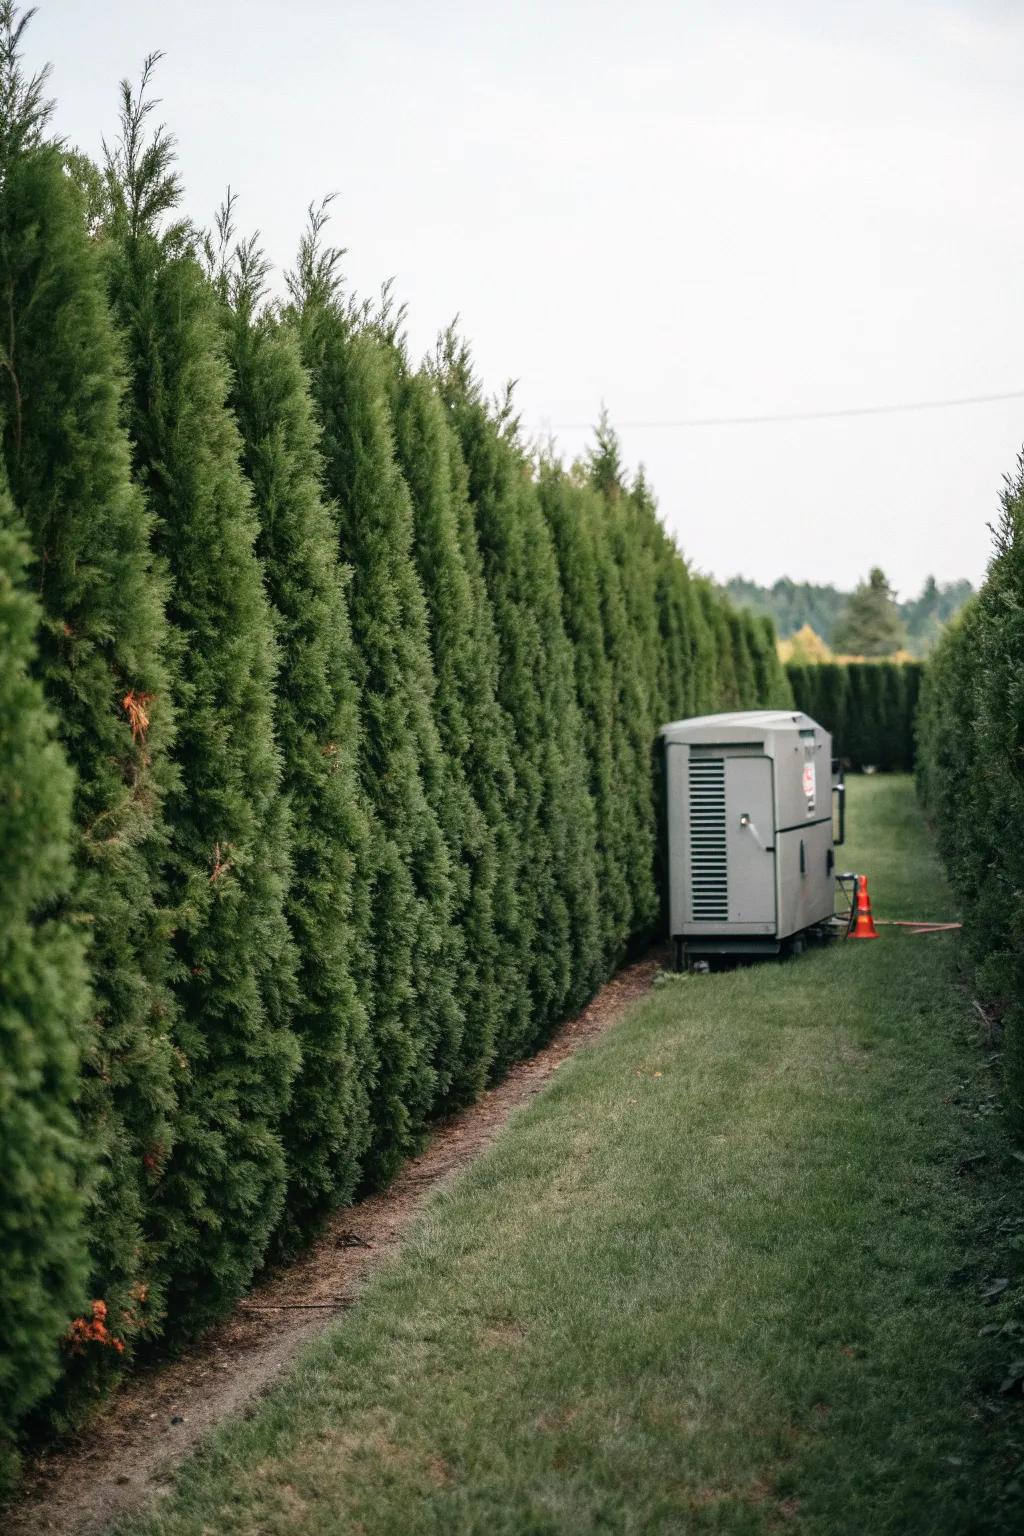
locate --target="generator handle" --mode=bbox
[832,759,846,846]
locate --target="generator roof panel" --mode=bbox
[659,710,818,744]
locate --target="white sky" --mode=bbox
[31,0,1024,595]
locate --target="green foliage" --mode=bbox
[918,455,1024,1133]
[212,221,372,1251]
[386,342,511,1105]
[103,72,298,1330]
[0,510,89,1494]
[0,11,176,1400]
[747,614,794,709]
[289,220,458,1183]
[787,661,920,770]
[0,20,810,1458]
[901,575,975,654]
[724,574,848,644]
[726,571,973,657]
[830,567,908,657]
[539,462,632,972]
[585,441,660,945]
[437,339,600,1059]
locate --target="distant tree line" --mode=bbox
[725,571,973,657]
[0,11,794,1488]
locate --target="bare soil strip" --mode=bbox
[5,955,660,1536]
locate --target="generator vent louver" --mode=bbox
[688,756,728,921]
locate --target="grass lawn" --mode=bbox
[110,776,1022,1535]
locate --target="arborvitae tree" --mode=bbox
[589,421,661,727]
[917,605,983,905]
[438,336,600,1051]
[917,463,1024,1131]
[384,339,511,1104]
[0,7,175,1379]
[747,614,793,708]
[539,461,631,971]
[697,583,740,709]
[211,220,372,1250]
[680,575,719,717]
[586,440,659,941]
[640,505,684,718]
[786,662,810,715]
[900,662,921,768]
[726,609,758,707]
[288,216,458,1181]
[816,664,849,756]
[844,664,890,769]
[103,71,298,1329]
[443,430,521,1079]
[0,511,89,1494]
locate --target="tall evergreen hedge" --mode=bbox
[918,457,1024,1133]
[103,77,298,1331]
[0,14,799,1463]
[387,341,511,1104]
[437,339,600,1058]
[0,510,89,1493]
[289,219,459,1182]
[0,12,175,1394]
[587,426,661,940]
[215,227,372,1251]
[786,661,921,770]
[540,462,632,972]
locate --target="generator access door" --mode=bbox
[724,755,776,927]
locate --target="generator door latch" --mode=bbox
[739,813,768,852]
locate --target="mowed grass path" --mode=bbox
[112,777,1014,1535]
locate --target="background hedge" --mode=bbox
[787,660,922,770]
[0,13,799,1483]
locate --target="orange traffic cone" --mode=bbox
[849,874,879,939]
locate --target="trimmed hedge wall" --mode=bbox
[786,661,922,771]
[0,16,792,1484]
[917,461,1024,1137]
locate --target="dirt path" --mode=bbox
[5,955,660,1536]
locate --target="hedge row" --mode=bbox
[0,17,792,1483]
[786,660,922,770]
[917,463,1024,1137]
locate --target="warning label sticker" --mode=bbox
[802,761,816,802]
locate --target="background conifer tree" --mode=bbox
[727,609,758,706]
[211,213,372,1249]
[0,510,90,1493]
[747,613,794,708]
[586,422,660,939]
[385,339,511,1103]
[698,583,740,709]
[833,567,908,657]
[540,461,631,972]
[438,340,600,1042]
[288,215,459,1180]
[102,68,297,1328]
[0,6,175,1376]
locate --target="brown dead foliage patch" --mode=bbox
[3,953,661,1536]
[536,1406,578,1432]
[478,1319,527,1350]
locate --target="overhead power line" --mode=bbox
[547,387,1024,431]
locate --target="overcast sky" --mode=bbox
[30,0,1024,596]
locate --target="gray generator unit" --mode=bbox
[660,710,844,968]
